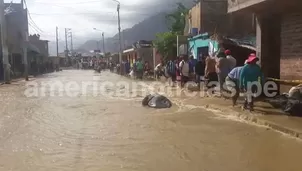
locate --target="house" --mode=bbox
[122,40,157,68]
[4,2,28,75]
[0,2,40,78]
[185,0,256,63]
[228,0,302,92]
[28,34,49,61]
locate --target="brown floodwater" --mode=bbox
[0,70,302,171]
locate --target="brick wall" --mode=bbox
[280,12,302,80]
[280,12,302,92]
[201,0,228,34]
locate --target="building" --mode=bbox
[185,0,256,63]
[4,2,28,76]
[0,1,41,78]
[122,40,157,68]
[228,0,302,92]
[29,34,49,61]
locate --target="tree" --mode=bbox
[153,32,177,62]
[153,3,188,62]
[166,3,189,35]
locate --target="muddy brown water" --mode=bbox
[0,70,302,171]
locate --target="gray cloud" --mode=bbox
[87,0,194,25]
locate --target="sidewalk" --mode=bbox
[0,76,35,85]
[184,95,302,139]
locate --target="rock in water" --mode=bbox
[142,94,172,109]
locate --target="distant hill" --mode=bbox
[77,1,195,53]
[78,12,168,53]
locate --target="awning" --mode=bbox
[222,37,256,51]
[27,43,40,54]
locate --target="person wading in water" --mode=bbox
[179,55,190,88]
[239,54,264,111]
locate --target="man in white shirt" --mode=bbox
[154,63,164,79]
[179,55,190,88]
[225,49,236,69]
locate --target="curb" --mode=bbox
[206,104,302,139]
[0,77,36,86]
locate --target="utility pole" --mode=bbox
[56,27,59,57]
[102,32,105,56]
[117,2,122,69]
[23,6,28,81]
[0,0,10,83]
[64,28,68,58]
[70,31,73,57]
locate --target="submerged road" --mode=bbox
[0,70,302,171]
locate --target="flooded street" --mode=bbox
[1,70,302,171]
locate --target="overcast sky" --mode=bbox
[5,0,183,46]
[5,0,187,55]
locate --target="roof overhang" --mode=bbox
[123,48,135,53]
[228,0,268,13]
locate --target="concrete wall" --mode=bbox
[228,0,268,12]
[137,48,154,66]
[188,2,201,33]
[5,3,27,54]
[29,35,49,61]
[201,0,228,34]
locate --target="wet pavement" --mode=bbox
[1,70,302,171]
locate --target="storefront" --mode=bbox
[188,33,219,59]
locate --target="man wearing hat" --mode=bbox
[239,54,264,111]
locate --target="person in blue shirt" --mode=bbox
[125,60,130,75]
[225,60,247,106]
[189,55,197,74]
[239,54,264,111]
[166,57,177,85]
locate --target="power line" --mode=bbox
[23,0,44,33]
[34,0,101,5]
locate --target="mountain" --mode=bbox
[77,1,195,53]
[78,12,169,53]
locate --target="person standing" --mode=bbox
[154,62,164,79]
[125,60,130,75]
[204,56,217,93]
[239,54,264,111]
[189,55,197,78]
[225,60,248,106]
[179,55,190,88]
[225,49,236,70]
[216,52,232,95]
[175,57,182,83]
[195,56,206,90]
[136,58,144,79]
[166,57,176,86]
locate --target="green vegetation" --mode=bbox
[153,3,188,61]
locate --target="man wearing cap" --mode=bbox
[225,49,236,70]
[239,54,264,111]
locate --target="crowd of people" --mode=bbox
[110,50,265,112]
[159,50,264,112]
[118,58,152,79]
